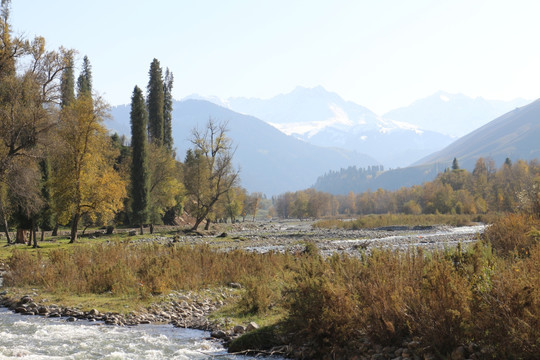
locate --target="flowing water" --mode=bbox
[0,308,273,360]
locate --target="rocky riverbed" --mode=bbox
[131,219,486,257]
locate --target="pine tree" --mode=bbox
[147,58,164,145]
[452,157,459,170]
[60,52,75,108]
[130,86,150,234]
[163,68,174,152]
[77,55,92,97]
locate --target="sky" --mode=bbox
[10,0,540,114]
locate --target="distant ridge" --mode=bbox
[384,91,530,137]
[415,98,540,170]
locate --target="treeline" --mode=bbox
[0,2,258,245]
[274,158,540,218]
[313,165,384,195]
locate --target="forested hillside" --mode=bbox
[276,158,540,218]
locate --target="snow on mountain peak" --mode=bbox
[440,94,450,102]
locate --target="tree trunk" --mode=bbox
[27,226,33,246]
[70,213,80,243]
[32,220,38,248]
[52,223,58,236]
[191,217,204,231]
[15,228,27,244]
[139,223,144,235]
[0,201,11,244]
[204,218,211,230]
[150,224,154,234]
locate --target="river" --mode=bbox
[0,308,272,360]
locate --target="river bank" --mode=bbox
[0,219,501,359]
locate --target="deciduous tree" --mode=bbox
[51,95,126,243]
[183,119,239,231]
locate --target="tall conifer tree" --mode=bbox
[60,52,75,108]
[147,58,164,145]
[163,68,174,152]
[77,55,92,97]
[130,86,150,234]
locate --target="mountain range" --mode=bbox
[227,86,452,168]
[194,86,528,168]
[107,87,536,196]
[108,99,376,196]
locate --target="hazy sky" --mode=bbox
[11,0,540,114]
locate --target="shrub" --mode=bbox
[483,213,540,256]
[472,243,540,358]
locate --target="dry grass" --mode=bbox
[313,213,499,230]
[4,242,294,299]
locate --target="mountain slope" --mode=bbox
[107,99,377,195]
[415,98,540,170]
[227,86,453,168]
[313,98,540,194]
[384,91,530,137]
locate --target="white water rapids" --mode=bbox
[0,308,268,360]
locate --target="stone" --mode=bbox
[88,308,100,316]
[128,230,137,236]
[66,317,76,322]
[210,330,227,339]
[20,296,33,304]
[228,282,242,289]
[246,321,259,332]
[233,325,245,334]
[38,306,49,314]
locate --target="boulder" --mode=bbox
[246,321,259,332]
[210,330,227,339]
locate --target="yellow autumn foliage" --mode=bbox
[51,96,126,235]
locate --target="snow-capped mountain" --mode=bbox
[225,86,453,168]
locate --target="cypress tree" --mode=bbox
[130,86,150,234]
[147,58,164,145]
[163,68,174,152]
[77,55,92,97]
[60,52,75,108]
